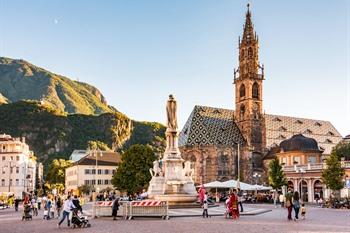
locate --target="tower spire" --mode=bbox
[241,3,255,46]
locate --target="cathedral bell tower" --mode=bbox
[234,4,266,152]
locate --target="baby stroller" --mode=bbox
[71,208,90,228]
[22,204,32,221]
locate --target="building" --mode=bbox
[0,134,37,198]
[65,151,121,195]
[179,5,343,185]
[69,150,88,162]
[264,134,350,202]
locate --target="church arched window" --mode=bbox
[252,82,259,99]
[239,84,246,98]
[240,104,245,119]
[248,47,253,59]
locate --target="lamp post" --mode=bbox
[294,160,307,203]
[253,172,261,196]
[92,149,102,195]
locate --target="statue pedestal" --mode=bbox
[147,95,198,207]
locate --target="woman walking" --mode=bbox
[293,191,300,221]
[228,189,239,219]
[285,190,293,221]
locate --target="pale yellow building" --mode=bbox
[0,134,36,198]
[65,151,121,195]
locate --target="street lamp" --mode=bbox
[294,162,307,202]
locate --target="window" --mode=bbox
[16,167,19,174]
[104,180,109,185]
[16,156,19,161]
[97,179,102,185]
[293,157,301,165]
[314,122,322,127]
[327,131,334,136]
[92,169,96,174]
[105,169,109,175]
[91,180,96,185]
[84,169,90,175]
[248,47,253,59]
[278,126,287,132]
[280,157,287,166]
[2,156,5,161]
[98,169,102,175]
[15,179,19,186]
[239,84,246,98]
[240,104,246,119]
[1,179,4,186]
[84,180,90,185]
[2,146,5,151]
[2,167,5,174]
[10,167,13,174]
[308,156,317,164]
[252,82,259,99]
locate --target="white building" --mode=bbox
[65,151,121,195]
[0,134,37,198]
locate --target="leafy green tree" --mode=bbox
[87,140,111,151]
[45,159,72,193]
[78,185,92,195]
[322,154,345,191]
[331,141,350,160]
[112,144,157,194]
[268,158,287,190]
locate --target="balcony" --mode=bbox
[233,73,264,83]
[283,161,350,173]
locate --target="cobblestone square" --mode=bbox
[1,204,349,233]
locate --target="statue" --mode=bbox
[149,160,162,177]
[166,95,177,130]
[183,161,193,178]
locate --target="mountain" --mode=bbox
[0,101,166,168]
[0,57,166,169]
[0,57,113,115]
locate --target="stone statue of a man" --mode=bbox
[166,94,178,130]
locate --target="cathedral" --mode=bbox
[178,5,342,185]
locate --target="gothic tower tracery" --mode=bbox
[234,4,266,153]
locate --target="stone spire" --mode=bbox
[240,3,257,47]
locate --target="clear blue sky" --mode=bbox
[0,0,349,136]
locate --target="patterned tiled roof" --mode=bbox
[265,114,342,155]
[179,106,245,147]
[179,106,342,155]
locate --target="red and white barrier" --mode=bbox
[131,201,162,207]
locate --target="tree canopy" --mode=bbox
[111,144,157,194]
[45,159,72,193]
[331,141,350,160]
[268,158,287,190]
[322,154,345,191]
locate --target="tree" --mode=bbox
[111,144,157,194]
[331,141,350,160]
[45,159,72,193]
[78,185,92,195]
[268,158,287,190]
[322,154,345,192]
[87,140,111,151]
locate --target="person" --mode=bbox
[112,198,120,220]
[227,189,239,219]
[279,192,285,208]
[285,190,293,221]
[318,197,324,208]
[46,197,52,220]
[37,196,42,210]
[198,185,206,204]
[58,196,76,228]
[202,200,209,218]
[32,200,38,216]
[300,203,306,220]
[224,196,230,219]
[237,191,244,212]
[72,195,82,213]
[14,198,20,211]
[56,197,62,218]
[293,191,300,221]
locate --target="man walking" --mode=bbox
[58,196,75,228]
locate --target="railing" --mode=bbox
[234,73,264,82]
[283,161,350,172]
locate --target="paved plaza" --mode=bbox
[0,204,349,233]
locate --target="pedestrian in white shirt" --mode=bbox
[57,196,75,228]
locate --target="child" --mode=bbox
[300,203,306,220]
[43,207,49,220]
[202,201,209,218]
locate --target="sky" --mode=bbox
[0,0,349,136]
